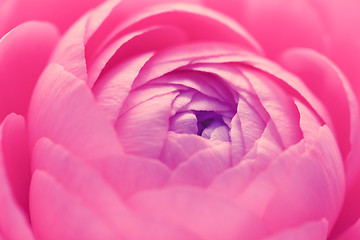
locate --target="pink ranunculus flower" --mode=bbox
[0,0,359,239]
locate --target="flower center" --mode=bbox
[169,110,232,142]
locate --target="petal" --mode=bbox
[1,114,31,215]
[32,138,129,227]
[242,67,303,148]
[0,115,34,240]
[133,42,256,88]
[30,171,121,240]
[128,186,266,240]
[248,126,343,232]
[86,2,262,63]
[210,121,283,198]
[334,218,360,240]
[280,48,359,160]
[50,0,120,81]
[311,0,360,105]
[0,0,107,36]
[87,25,187,87]
[169,112,198,134]
[212,126,343,233]
[93,53,153,123]
[205,0,325,58]
[31,137,180,239]
[0,21,59,121]
[98,154,171,198]
[230,95,268,164]
[262,219,328,240]
[169,142,231,187]
[160,132,218,169]
[115,92,176,159]
[0,0,17,38]
[29,63,123,163]
[151,70,236,106]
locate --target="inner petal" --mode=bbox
[169,110,232,142]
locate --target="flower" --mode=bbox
[0,0,359,239]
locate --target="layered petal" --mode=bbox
[204,0,326,58]
[29,63,123,163]
[128,186,266,240]
[262,219,328,240]
[0,0,107,37]
[0,21,59,121]
[0,114,34,240]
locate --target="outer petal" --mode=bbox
[0,21,59,121]
[254,126,343,232]
[1,114,31,214]
[204,0,326,58]
[30,171,122,240]
[211,125,343,234]
[0,0,106,37]
[29,63,123,163]
[309,0,360,106]
[30,137,196,240]
[0,114,34,240]
[334,219,360,240]
[280,48,359,160]
[128,186,266,240]
[31,138,128,237]
[262,219,328,240]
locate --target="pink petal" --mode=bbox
[128,186,266,240]
[294,100,324,143]
[169,112,198,134]
[169,142,231,187]
[30,160,193,240]
[0,0,107,36]
[334,150,360,237]
[174,47,332,135]
[29,63,123,163]
[242,67,303,148]
[211,125,343,234]
[230,96,267,164]
[185,62,254,97]
[1,114,30,215]
[133,42,257,89]
[249,126,343,232]
[31,138,183,239]
[0,115,34,240]
[160,132,218,169]
[311,0,360,106]
[205,0,325,58]
[98,154,171,198]
[0,0,17,38]
[150,70,236,106]
[50,0,120,81]
[115,92,176,159]
[31,137,129,226]
[334,219,360,240]
[0,21,59,121]
[263,219,328,240]
[209,121,283,198]
[87,25,187,87]
[85,0,201,57]
[30,171,122,240]
[280,48,359,160]
[93,53,153,123]
[86,2,262,62]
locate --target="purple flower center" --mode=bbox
[169,110,232,142]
